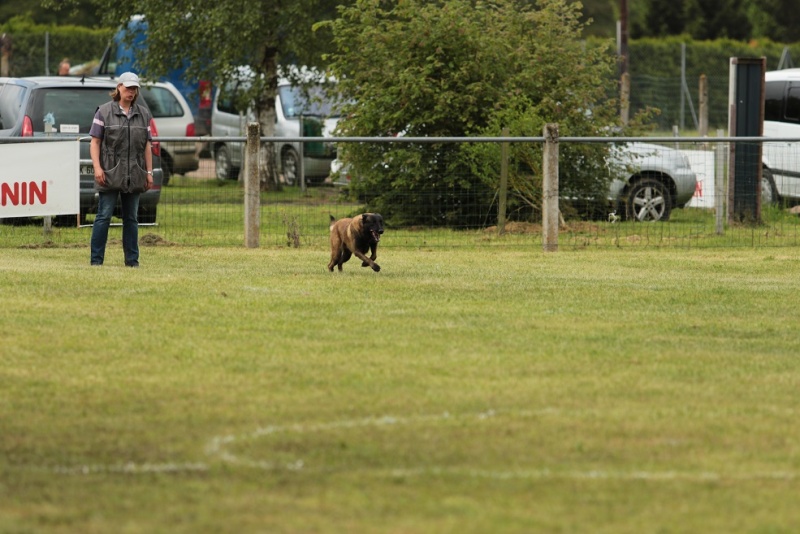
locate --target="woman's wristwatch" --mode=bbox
[146,171,153,176]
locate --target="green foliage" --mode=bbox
[325,0,638,226]
[628,36,800,129]
[0,14,112,76]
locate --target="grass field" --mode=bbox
[2,243,800,533]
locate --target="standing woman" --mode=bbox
[89,72,154,267]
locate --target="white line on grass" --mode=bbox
[204,409,799,482]
[22,409,799,481]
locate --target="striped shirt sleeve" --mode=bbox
[89,109,104,138]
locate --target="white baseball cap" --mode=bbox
[118,72,140,88]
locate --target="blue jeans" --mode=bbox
[90,191,140,266]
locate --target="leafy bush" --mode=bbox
[0,15,111,77]
[326,0,644,227]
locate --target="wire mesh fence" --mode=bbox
[2,136,800,250]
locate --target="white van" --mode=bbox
[211,72,340,185]
[763,69,800,205]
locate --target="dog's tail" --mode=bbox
[329,214,336,232]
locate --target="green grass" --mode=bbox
[2,244,800,533]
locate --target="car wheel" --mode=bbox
[138,207,157,224]
[215,145,237,181]
[626,177,672,222]
[761,167,778,207]
[161,152,173,186]
[281,147,299,186]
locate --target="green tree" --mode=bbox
[746,0,800,43]
[45,0,349,190]
[0,0,105,28]
[324,0,643,226]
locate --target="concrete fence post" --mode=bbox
[542,123,559,253]
[244,122,260,248]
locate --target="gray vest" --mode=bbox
[96,101,152,193]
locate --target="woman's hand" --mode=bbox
[94,166,106,186]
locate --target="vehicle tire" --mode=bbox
[625,177,672,222]
[281,147,299,186]
[761,167,778,207]
[138,207,157,224]
[54,214,81,227]
[215,145,238,181]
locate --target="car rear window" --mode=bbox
[30,87,114,134]
[140,86,186,119]
[0,82,25,132]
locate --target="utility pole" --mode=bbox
[619,0,629,76]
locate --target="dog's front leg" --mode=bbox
[354,250,380,272]
[361,244,378,268]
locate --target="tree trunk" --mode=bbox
[256,45,281,192]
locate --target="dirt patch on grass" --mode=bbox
[484,222,541,234]
[140,233,178,246]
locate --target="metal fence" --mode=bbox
[2,135,800,250]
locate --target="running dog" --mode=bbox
[328,213,384,272]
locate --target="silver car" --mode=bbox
[609,142,697,221]
[137,80,200,184]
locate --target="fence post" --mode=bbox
[715,128,725,235]
[542,123,559,253]
[244,121,260,248]
[298,115,306,192]
[620,72,630,126]
[0,34,10,77]
[699,74,708,137]
[498,127,509,235]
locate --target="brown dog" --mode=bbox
[328,213,384,272]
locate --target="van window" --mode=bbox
[216,85,244,115]
[140,86,185,118]
[786,86,800,122]
[278,84,341,118]
[764,81,785,122]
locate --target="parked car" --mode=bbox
[136,79,200,184]
[211,70,340,185]
[331,141,697,222]
[609,142,697,221]
[762,68,800,206]
[0,76,164,224]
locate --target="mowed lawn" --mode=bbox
[1,244,800,533]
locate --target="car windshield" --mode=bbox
[278,84,342,119]
[31,87,114,134]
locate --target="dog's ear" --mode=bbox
[362,213,369,221]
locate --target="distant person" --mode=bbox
[89,72,154,267]
[58,58,70,75]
